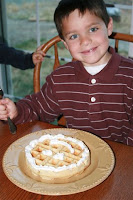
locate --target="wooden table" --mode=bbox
[0,120,133,200]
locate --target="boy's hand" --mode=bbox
[0,98,18,121]
[32,45,46,65]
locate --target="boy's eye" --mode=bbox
[70,34,78,40]
[90,27,98,32]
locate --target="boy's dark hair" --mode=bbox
[54,0,110,40]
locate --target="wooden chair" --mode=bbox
[34,35,62,93]
[109,31,133,53]
[33,35,69,126]
[33,32,133,126]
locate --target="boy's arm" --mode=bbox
[127,126,133,146]
[126,99,133,146]
[0,98,18,121]
[12,77,61,125]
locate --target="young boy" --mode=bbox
[0,0,133,146]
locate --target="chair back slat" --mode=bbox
[34,36,61,93]
[109,32,133,53]
[53,43,60,70]
[115,39,119,52]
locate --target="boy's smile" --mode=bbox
[62,9,113,67]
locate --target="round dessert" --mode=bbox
[25,134,90,183]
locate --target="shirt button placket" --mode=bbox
[91,78,96,84]
[91,96,96,102]
[91,79,96,102]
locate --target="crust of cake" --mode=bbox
[24,134,91,183]
[25,155,90,179]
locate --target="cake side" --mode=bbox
[25,134,91,182]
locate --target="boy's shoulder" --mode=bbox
[52,60,81,75]
[120,56,133,67]
[118,55,133,77]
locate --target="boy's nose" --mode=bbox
[80,35,92,46]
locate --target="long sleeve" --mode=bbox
[0,43,34,70]
[127,82,133,146]
[13,74,62,124]
[128,127,133,146]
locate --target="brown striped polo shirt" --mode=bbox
[15,47,133,146]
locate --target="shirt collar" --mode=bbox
[74,47,121,82]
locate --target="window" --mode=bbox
[0,0,133,101]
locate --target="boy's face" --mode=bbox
[62,9,113,66]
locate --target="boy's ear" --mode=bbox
[107,17,113,36]
[61,39,69,50]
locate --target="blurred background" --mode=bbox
[0,0,133,101]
